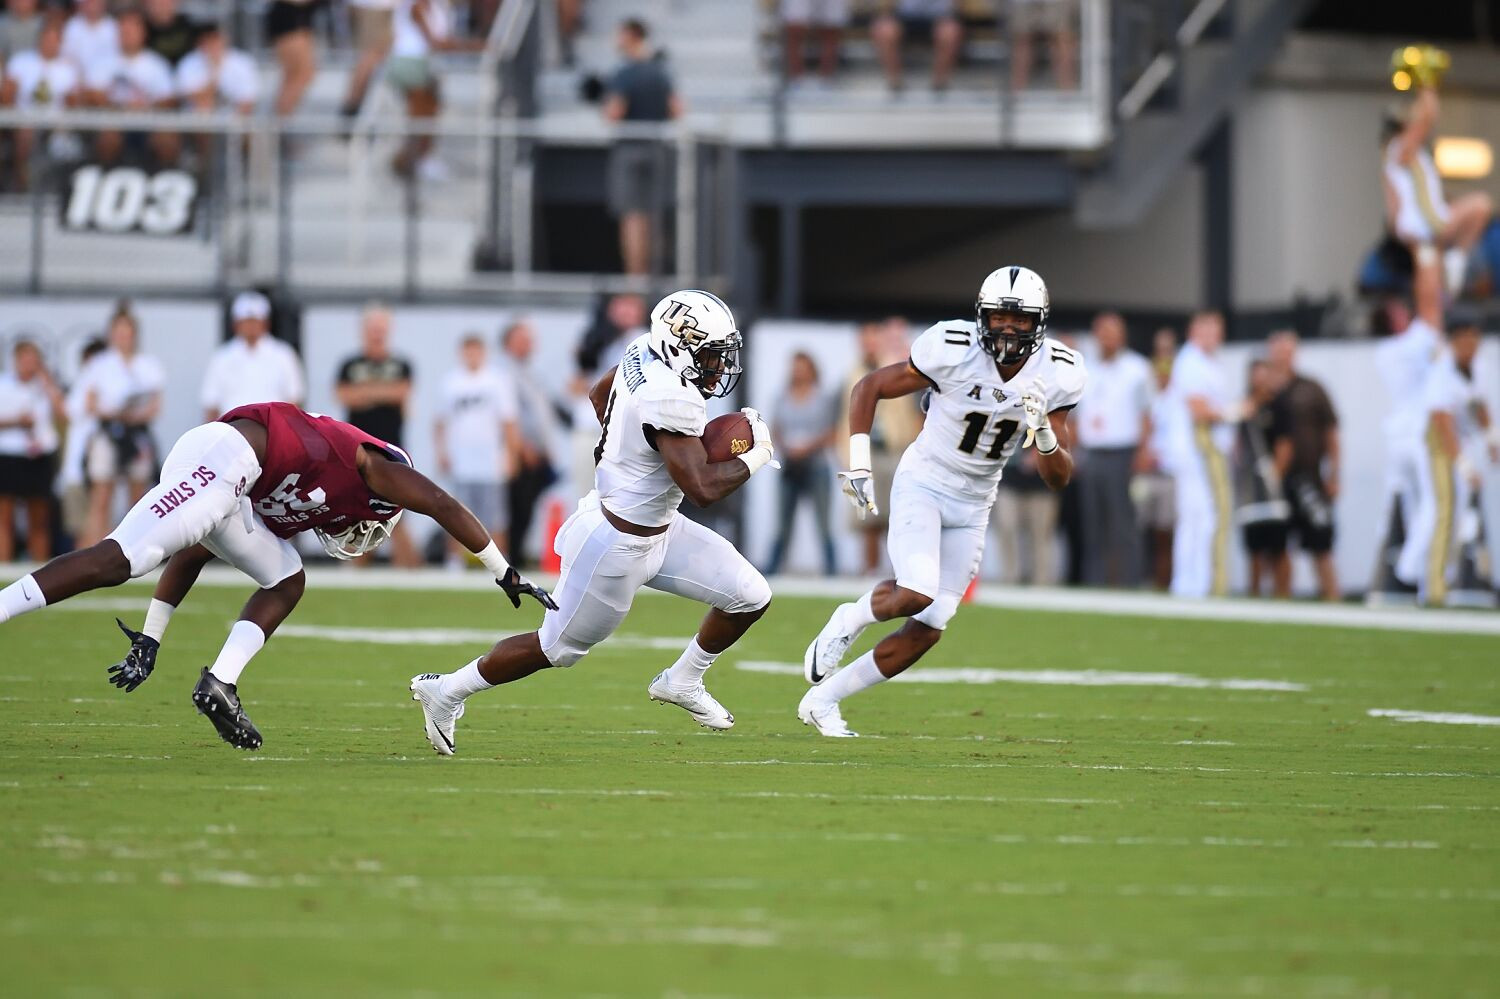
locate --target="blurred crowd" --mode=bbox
[0,0,497,187]
[0,290,1493,605]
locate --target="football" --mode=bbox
[702,412,754,463]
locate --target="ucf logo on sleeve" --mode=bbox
[662,300,709,347]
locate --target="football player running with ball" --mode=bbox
[799,266,1086,737]
[0,402,555,750]
[410,290,778,754]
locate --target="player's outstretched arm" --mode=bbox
[357,447,557,609]
[841,362,930,518]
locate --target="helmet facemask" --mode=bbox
[977,304,1044,365]
[315,509,403,560]
[683,332,743,398]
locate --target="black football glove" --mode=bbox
[106,618,159,692]
[497,567,559,611]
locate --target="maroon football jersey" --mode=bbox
[220,403,406,540]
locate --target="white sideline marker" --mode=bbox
[737,660,1307,692]
[1368,709,1500,727]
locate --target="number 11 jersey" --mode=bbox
[901,320,1088,502]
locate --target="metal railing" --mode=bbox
[0,109,734,301]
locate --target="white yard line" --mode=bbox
[738,660,1308,691]
[1369,708,1500,727]
[6,563,1499,635]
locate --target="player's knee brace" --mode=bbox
[912,593,960,632]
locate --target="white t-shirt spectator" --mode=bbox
[200,336,305,417]
[440,366,517,483]
[175,48,260,108]
[86,48,174,106]
[0,373,57,457]
[59,369,97,488]
[1076,348,1152,450]
[392,0,453,59]
[85,348,166,421]
[5,50,81,110]
[61,14,119,71]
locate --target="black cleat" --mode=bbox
[191,668,263,751]
[106,618,159,692]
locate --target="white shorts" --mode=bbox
[106,422,301,588]
[781,0,849,26]
[86,429,155,484]
[1393,198,1450,247]
[537,497,772,668]
[887,473,990,630]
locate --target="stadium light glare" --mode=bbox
[1434,137,1494,179]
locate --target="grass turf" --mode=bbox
[1,583,1497,997]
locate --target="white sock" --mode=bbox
[665,638,717,689]
[838,590,879,633]
[439,658,493,701]
[142,599,175,642]
[208,621,266,686]
[1444,247,1468,293]
[816,651,887,704]
[0,574,47,624]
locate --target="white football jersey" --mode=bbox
[594,334,707,528]
[900,321,1087,501]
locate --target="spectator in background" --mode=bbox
[603,18,681,276]
[82,9,178,166]
[0,0,43,65]
[871,0,962,95]
[0,340,62,562]
[1267,330,1341,601]
[336,304,412,449]
[388,0,481,181]
[434,333,521,567]
[142,0,194,66]
[1165,311,1235,598]
[336,303,419,567]
[200,291,305,420]
[82,307,164,547]
[765,351,838,576]
[1236,359,1290,597]
[499,319,560,565]
[568,293,642,499]
[1009,0,1078,91]
[840,320,920,574]
[781,0,846,88]
[2,17,82,192]
[61,0,118,71]
[265,0,319,118]
[1075,311,1150,587]
[58,336,106,545]
[994,449,1056,585]
[340,0,394,122]
[1136,326,1177,590]
[175,22,259,115]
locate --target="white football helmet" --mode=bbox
[976,266,1050,364]
[647,290,743,398]
[314,443,411,560]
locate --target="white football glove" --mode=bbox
[838,469,878,520]
[1020,388,1058,455]
[737,407,780,475]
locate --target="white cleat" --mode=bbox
[798,689,859,738]
[804,602,862,685]
[409,673,466,756]
[648,670,734,730]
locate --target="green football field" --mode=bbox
[1,581,1497,997]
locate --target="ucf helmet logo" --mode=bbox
[662,300,709,347]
